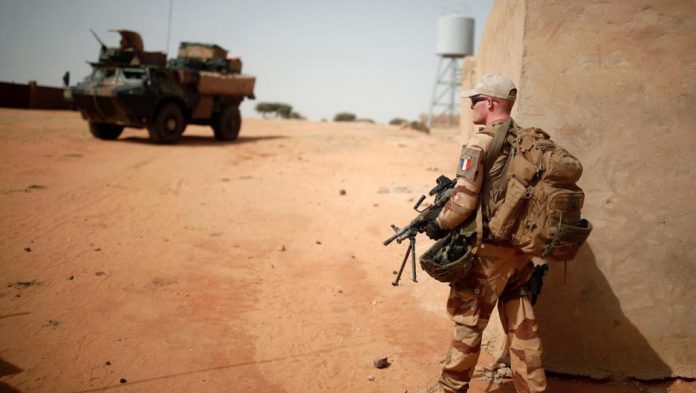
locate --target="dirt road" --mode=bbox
[0,109,692,393]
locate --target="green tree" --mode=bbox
[255,102,275,118]
[276,104,292,119]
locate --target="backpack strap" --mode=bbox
[474,118,513,250]
[485,118,513,171]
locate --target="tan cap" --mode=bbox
[461,74,517,101]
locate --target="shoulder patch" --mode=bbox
[457,146,483,181]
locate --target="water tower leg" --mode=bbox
[428,57,444,129]
[450,58,457,126]
[429,57,462,129]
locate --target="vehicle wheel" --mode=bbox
[89,123,124,140]
[148,103,186,144]
[212,105,241,141]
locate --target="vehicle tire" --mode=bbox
[89,123,124,140]
[148,102,186,144]
[212,105,241,141]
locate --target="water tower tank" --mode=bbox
[436,16,474,57]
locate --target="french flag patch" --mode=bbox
[460,157,472,171]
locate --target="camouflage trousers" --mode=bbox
[437,244,547,393]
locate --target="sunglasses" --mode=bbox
[470,95,488,108]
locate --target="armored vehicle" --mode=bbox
[67,30,255,144]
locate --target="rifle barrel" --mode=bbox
[383,224,410,246]
[89,28,107,50]
[383,232,399,246]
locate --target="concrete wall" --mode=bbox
[459,0,525,139]
[469,0,696,379]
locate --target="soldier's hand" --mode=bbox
[424,221,448,240]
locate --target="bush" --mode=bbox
[389,118,408,126]
[333,112,356,122]
[409,121,430,133]
[255,102,295,119]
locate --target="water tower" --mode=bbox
[428,15,474,128]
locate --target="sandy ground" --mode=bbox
[0,108,693,393]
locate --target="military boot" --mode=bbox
[421,384,446,393]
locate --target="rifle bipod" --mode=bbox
[392,234,418,286]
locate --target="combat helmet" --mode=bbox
[420,235,476,283]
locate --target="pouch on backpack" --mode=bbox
[488,177,529,241]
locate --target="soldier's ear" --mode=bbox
[487,97,495,109]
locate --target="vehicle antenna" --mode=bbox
[166,0,174,57]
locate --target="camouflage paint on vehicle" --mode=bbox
[67,30,255,143]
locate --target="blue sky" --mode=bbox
[0,0,493,123]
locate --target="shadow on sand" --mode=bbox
[535,243,673,384]
[119,134,287,146]
[0,358,23,393]
[481,372,683,393]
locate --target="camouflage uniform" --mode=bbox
[433,120,548,393]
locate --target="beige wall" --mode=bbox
[469,0,696,379]
[459,0,525,139]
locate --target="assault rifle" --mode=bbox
[383,175,456,286]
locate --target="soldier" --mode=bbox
[421,74,547,393]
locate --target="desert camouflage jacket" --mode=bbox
[436,118,514,230]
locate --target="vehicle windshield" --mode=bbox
[118,68,146,84]
[89,67,116,82]
[88,67,146,85]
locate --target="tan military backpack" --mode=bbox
[483,122,592,261]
